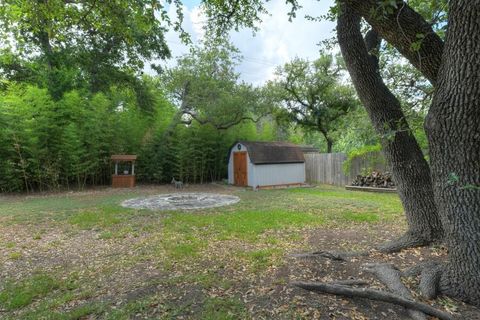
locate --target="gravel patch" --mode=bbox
[121,193,240,211]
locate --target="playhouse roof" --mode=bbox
[111,154,137,161]
[233,141,305,165]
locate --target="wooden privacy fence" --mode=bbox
[304,152,387,186]
[305,153,347,186]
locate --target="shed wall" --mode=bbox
[252,163,305,187]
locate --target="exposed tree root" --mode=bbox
[330,279,369,286]
[290,246,452,319]
[289,250,368,261]
[363,263,426,320]
[293,281,453,320]
[401,261,443,299]
[377,231,432,253]
[419,263,443,299]
[402,262,436,277]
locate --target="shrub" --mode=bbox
[343,144,386,175]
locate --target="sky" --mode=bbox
[159,0,336,86]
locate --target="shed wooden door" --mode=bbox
[233,152,248,186]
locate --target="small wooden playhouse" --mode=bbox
[111,154,137,188]
[228,141,306,189]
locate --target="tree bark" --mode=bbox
[320,130,333,153]
[344,0,443,85]
[424,0,480,306]
[318,125,334,153]
[326,139,333,153]
[337,3,444,252]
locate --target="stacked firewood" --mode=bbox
[351,171,395,188]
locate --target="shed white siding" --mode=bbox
[228,142,305,188]
[252,163,305,187]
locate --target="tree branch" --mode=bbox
[283,81,310,109]
[77,0,97,25]
[180,109,269,131]
[219,0,241,24]
[343,0,443,85]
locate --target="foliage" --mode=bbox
[0,30,298,193]
[379,52,431,152]
[0,80,279,191]
[202,0,301,32]
[0,82,152,192]
[342,144,385,175]
[0,0,185,101]
[333,108,379,153]
[138,119,275,184]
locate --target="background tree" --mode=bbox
[163,36,272,131]
[136,36,289,184]
[272,54,359,153]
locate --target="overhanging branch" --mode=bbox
[180,110,270,131]
[343,0,443,85]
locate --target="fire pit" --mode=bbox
[121,193,240,211]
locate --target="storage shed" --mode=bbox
[228,141,306,189]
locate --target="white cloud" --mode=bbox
[151,0,335,86]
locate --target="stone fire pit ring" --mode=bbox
[121,193,240,211]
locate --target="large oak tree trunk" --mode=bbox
[337,3,444,252]
[425,0,480,306]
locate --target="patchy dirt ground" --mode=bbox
[0,184,479,319]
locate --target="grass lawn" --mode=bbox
[1,184,464,319]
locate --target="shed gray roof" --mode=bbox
[233,141,305,164]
